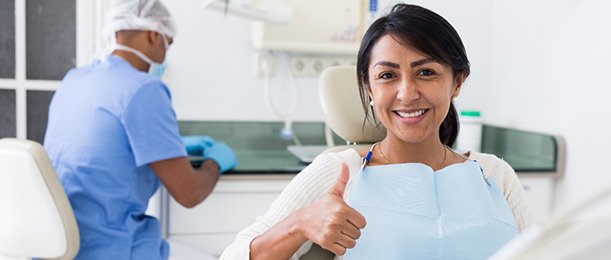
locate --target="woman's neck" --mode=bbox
[376,134,447,169]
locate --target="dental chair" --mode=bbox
[0,138,79,260]
[300,65,386,259]
[318,65,386,152]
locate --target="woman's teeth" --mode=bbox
[396,109,426,118]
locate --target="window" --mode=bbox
[0,0,16,79]
[0,0,95,143]
[0,89,16,137]
[26,0,76,80]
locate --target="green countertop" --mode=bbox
[180,121,340,173]
[179,121,560,175]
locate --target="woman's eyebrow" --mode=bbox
[411,58,437,68]
[373,61,400,69]
[373,58,437,69]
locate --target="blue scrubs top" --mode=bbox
[44,55,187,260]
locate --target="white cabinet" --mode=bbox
[517,174,556,224]
[167,175,293,256]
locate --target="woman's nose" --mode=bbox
[397,79,419,102]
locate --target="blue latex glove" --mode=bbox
[181,135,216,156]
[203,142,237,173]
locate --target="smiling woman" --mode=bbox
[356,4,470,158]
[221,4,531,260]
[365,37,461,165]
[356,11,469,167]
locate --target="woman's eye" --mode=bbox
[418,69,435,76]
[378,72,394,79]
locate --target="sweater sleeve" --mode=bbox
[219,150,359,260]
[470,152,533,232]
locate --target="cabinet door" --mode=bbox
[518,175,554,223]
[168,177,292,256]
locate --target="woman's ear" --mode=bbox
[452,74,465,100]
[368,91,376,107]
[367,85,373,99]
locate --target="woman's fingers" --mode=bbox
[317,222,361,256]
[336,232,358,249]
[340,222,361,240]
[326,243,348,256]
[347,209,367,229]
[302,163,368,256]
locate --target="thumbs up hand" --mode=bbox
[297,163,367,256]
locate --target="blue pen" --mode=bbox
[360,150,372,172]
[360,143,379,172]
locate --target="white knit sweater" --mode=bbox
[220,149,532,260]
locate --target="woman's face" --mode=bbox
[367,34,462,145]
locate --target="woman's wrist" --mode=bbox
[250,209,309,260]
[288,207,308,243]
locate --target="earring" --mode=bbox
[369,100,374,106]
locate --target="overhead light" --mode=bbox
[202,0,293,24]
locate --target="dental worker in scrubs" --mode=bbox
[222,3,531,260]
[43,0,236,259]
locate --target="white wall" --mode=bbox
[162,0,611,206]
[485,0,611,206]
[163,0,321,122]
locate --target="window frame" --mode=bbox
[0,0,100,139]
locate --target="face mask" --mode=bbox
[113,34,170,78]
[148,60,168,78]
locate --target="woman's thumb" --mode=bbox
[329,163,350,198]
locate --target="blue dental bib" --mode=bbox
[344,160,517,259]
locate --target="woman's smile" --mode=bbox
[393,108,429,124]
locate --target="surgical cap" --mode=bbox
[105,0,176,37]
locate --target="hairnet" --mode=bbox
[105,0,176,37]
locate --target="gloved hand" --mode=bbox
[203,142,237,173]
[180,135,216,156]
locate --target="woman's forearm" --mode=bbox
[249,208,307,260]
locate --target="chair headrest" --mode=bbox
[318,65,386,144]
[0,138,79,259]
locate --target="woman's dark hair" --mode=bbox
[357,3,470,147]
